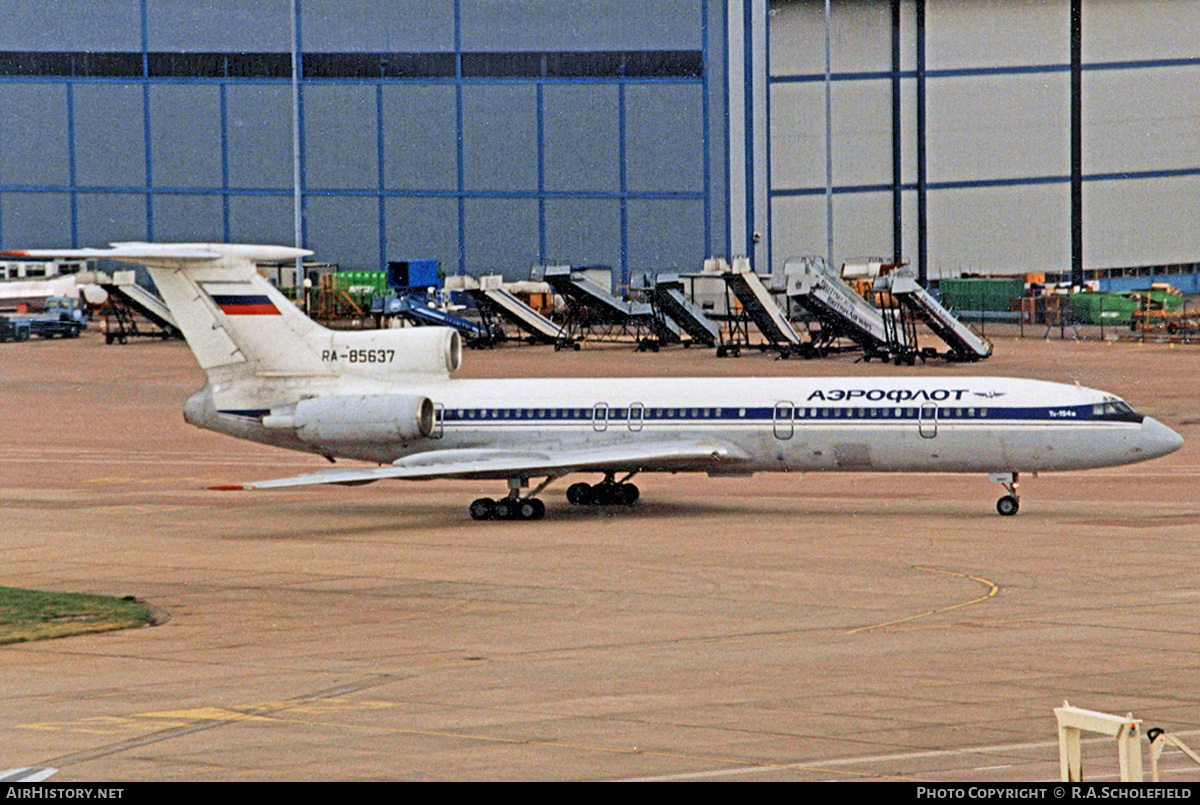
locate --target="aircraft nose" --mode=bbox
[1141,417,1184,459]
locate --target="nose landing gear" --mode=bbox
[991,472,1020,516]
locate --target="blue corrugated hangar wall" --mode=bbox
[3,1,1198,284]
[0,0,728,284]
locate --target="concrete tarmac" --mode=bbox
[2,332,1198,781]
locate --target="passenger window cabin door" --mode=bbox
[628,402,644,432]
[919,403,938,439]
[592,403,609,432]
[773,402,794,440]
[431,403,444,439]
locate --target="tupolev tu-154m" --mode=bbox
[5,243,1182,520]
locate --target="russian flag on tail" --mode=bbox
[201,282,281,316]
[209,293,279,315]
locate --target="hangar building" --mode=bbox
[0,1,1196,286]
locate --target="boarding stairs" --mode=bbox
[718,257,804,357]
[649,274,720,348]
[468,275,562,345]
[391,293,502,347]
[877,268,993,362]
[100,271,180,343]
[784,256,912,362]
[544,265,668,350]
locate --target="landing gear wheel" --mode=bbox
[990,472,1021,517]
[493,498,518,520]
[592,483,616,506]
[567,478,639,507]
[566,482,593,505]
[469,498,496,520]
[996,495,1020,517]
[591,482,640,506]
[518,498,545,521]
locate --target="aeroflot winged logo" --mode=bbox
[201,282,280,316]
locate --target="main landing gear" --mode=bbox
[469,495,545,521]
[469,475,555,521]
[566,472,640,507]
[991,472,1021,516]
[469,473,642,520]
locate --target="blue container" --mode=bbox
[387,260,441,291]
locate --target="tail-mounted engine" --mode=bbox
[264,394,434,444]
[325,327,462,377]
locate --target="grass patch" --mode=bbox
[0,586,153,644]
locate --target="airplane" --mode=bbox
[3,243,1182,520]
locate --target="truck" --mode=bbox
[0,296,88,340]
[0,315,32,342]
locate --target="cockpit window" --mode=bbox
[1092,398,1143,423]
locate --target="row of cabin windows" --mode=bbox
[451,408,729,420]
[791,407,990,419]
[447,407,994,420]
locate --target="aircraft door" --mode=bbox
[919,403,937,438]
[773,402,794,440]
[627,402,644,432]
[431,403,444,439]
[592,403,609,432]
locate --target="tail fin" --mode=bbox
[124,243,325,375]
[2,243,461,397]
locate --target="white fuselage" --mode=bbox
[191,374,1182,478]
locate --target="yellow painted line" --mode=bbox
[137,708,275,723]
[20,716,195,735]
[844,566,1000,635]
[18,698,391,736]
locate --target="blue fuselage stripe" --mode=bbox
[220,404,1137,426]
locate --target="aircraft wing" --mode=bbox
[212,442,749,490]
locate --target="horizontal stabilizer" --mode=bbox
[213,442,747,490]
[0,242,310,266]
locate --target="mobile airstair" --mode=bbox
[100,271,180,343]
[544,265,667,350]
[468,275,561,344]
[878,269,992,362]
[784,256,912,362]
[391,293,502,347]
[649,274,720,348]
[719,257,804,356]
